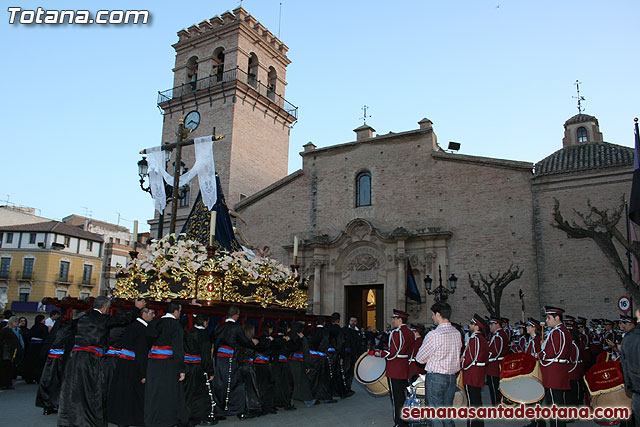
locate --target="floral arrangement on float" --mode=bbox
[114,233,308,310]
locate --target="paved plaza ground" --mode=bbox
[0,379,611,426]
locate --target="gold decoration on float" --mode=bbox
[114,234,308,310]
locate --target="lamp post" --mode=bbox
[137,156,189,239]
[424,265,458,302]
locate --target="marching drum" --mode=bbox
[498,353,545,404]
[585,361,632,426]
[354,352,389,396]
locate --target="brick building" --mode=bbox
[148,7,634,328]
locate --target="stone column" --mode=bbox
[313,259,323,314]
[396,253,406,310]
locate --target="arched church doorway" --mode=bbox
[345,284,384,332]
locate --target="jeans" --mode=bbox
[424,372,456,427]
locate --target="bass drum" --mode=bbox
[354,352,389,396]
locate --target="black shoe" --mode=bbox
[43,408,58,415]
[284,405,296,411]
[341,390,355,399]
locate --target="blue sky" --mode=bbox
[1,0,638,232]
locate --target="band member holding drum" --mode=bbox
[539,306,572,427]
[462,314,489,427]
[486,317,510,406]
[374,309,415,427]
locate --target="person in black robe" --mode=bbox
[288,321,315,406]
[308,316,335,404]
[36,310,74,415]
[0,316,21,390]
[213,305,258,418]
[342,316,364,396]
[183,313,216,426]
[326,312,350,399]
[271,322,296,410]
[254,322,277,415]
[102,301,143,403]
[144,301,189,427]
[57,296,114,427]
[106,306,155,427]
[21,314,48,383]
[237,322,262,418]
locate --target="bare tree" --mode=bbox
[468,265,523,317]
[552,197,640,302]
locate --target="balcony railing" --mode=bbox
[157,67,298,120]
[57,275,73,285]
[80,278,96,287]
[17,271,34,281]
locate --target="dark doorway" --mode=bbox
[345,284,384,332]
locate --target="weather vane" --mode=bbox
[360,105,372,125]
[573,80,585,114]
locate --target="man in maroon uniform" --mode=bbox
[486,317,509,405]
[564,315,584,407]
[524,318,542,357]
[539,306,572,427]
[461,314,489,427]
[407,324,426,382]
[603,319,616,353]
[374,309,415,427]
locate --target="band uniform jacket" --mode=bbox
[567,332,584,381]
[603,329,615,351]
[486,328,509,377]
[407,336,426,382]
[379,324,415,380]
[538,323,572,390]
[524,335,541,357]
[462,332,489,388]
[579,330,592,365]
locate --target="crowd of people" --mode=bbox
[1,299,639,427]
[1,297,373,426]
[0,309,60,390]
[373,303,640,427]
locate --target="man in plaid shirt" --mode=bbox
[415,302,462,427]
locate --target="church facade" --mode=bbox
[233,113,633,327]
[148,7,634,328]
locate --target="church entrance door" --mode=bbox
[345,284,384,332]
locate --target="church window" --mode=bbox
[185,56,199,91]
[267,67,277,101]
[577,127,588,143]
[179,185,190,207]
[356,171,372,207]
[248,53,258,88]
[212,48,225,82]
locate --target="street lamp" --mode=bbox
[137,156,189,239]
[424,265,457,302]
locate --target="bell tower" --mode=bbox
[150,7,297,236]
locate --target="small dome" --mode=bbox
[564,113,598,127]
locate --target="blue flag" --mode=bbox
[630,119,640,226]
[406,260,422,303]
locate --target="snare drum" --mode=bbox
[499,353,545,404]
[585,361,631,426]
[354,352,389,396]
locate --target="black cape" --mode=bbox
[308,325,332,401]
[21,322,48,383]
[213,319,255,416]
[183,326,214,423]
[57,310,110,427]
[144,316,188,427]
[36,319,74,411]
[106,318,150,426]
[289,334,314,402]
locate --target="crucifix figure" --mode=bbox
[140,117,224,234]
